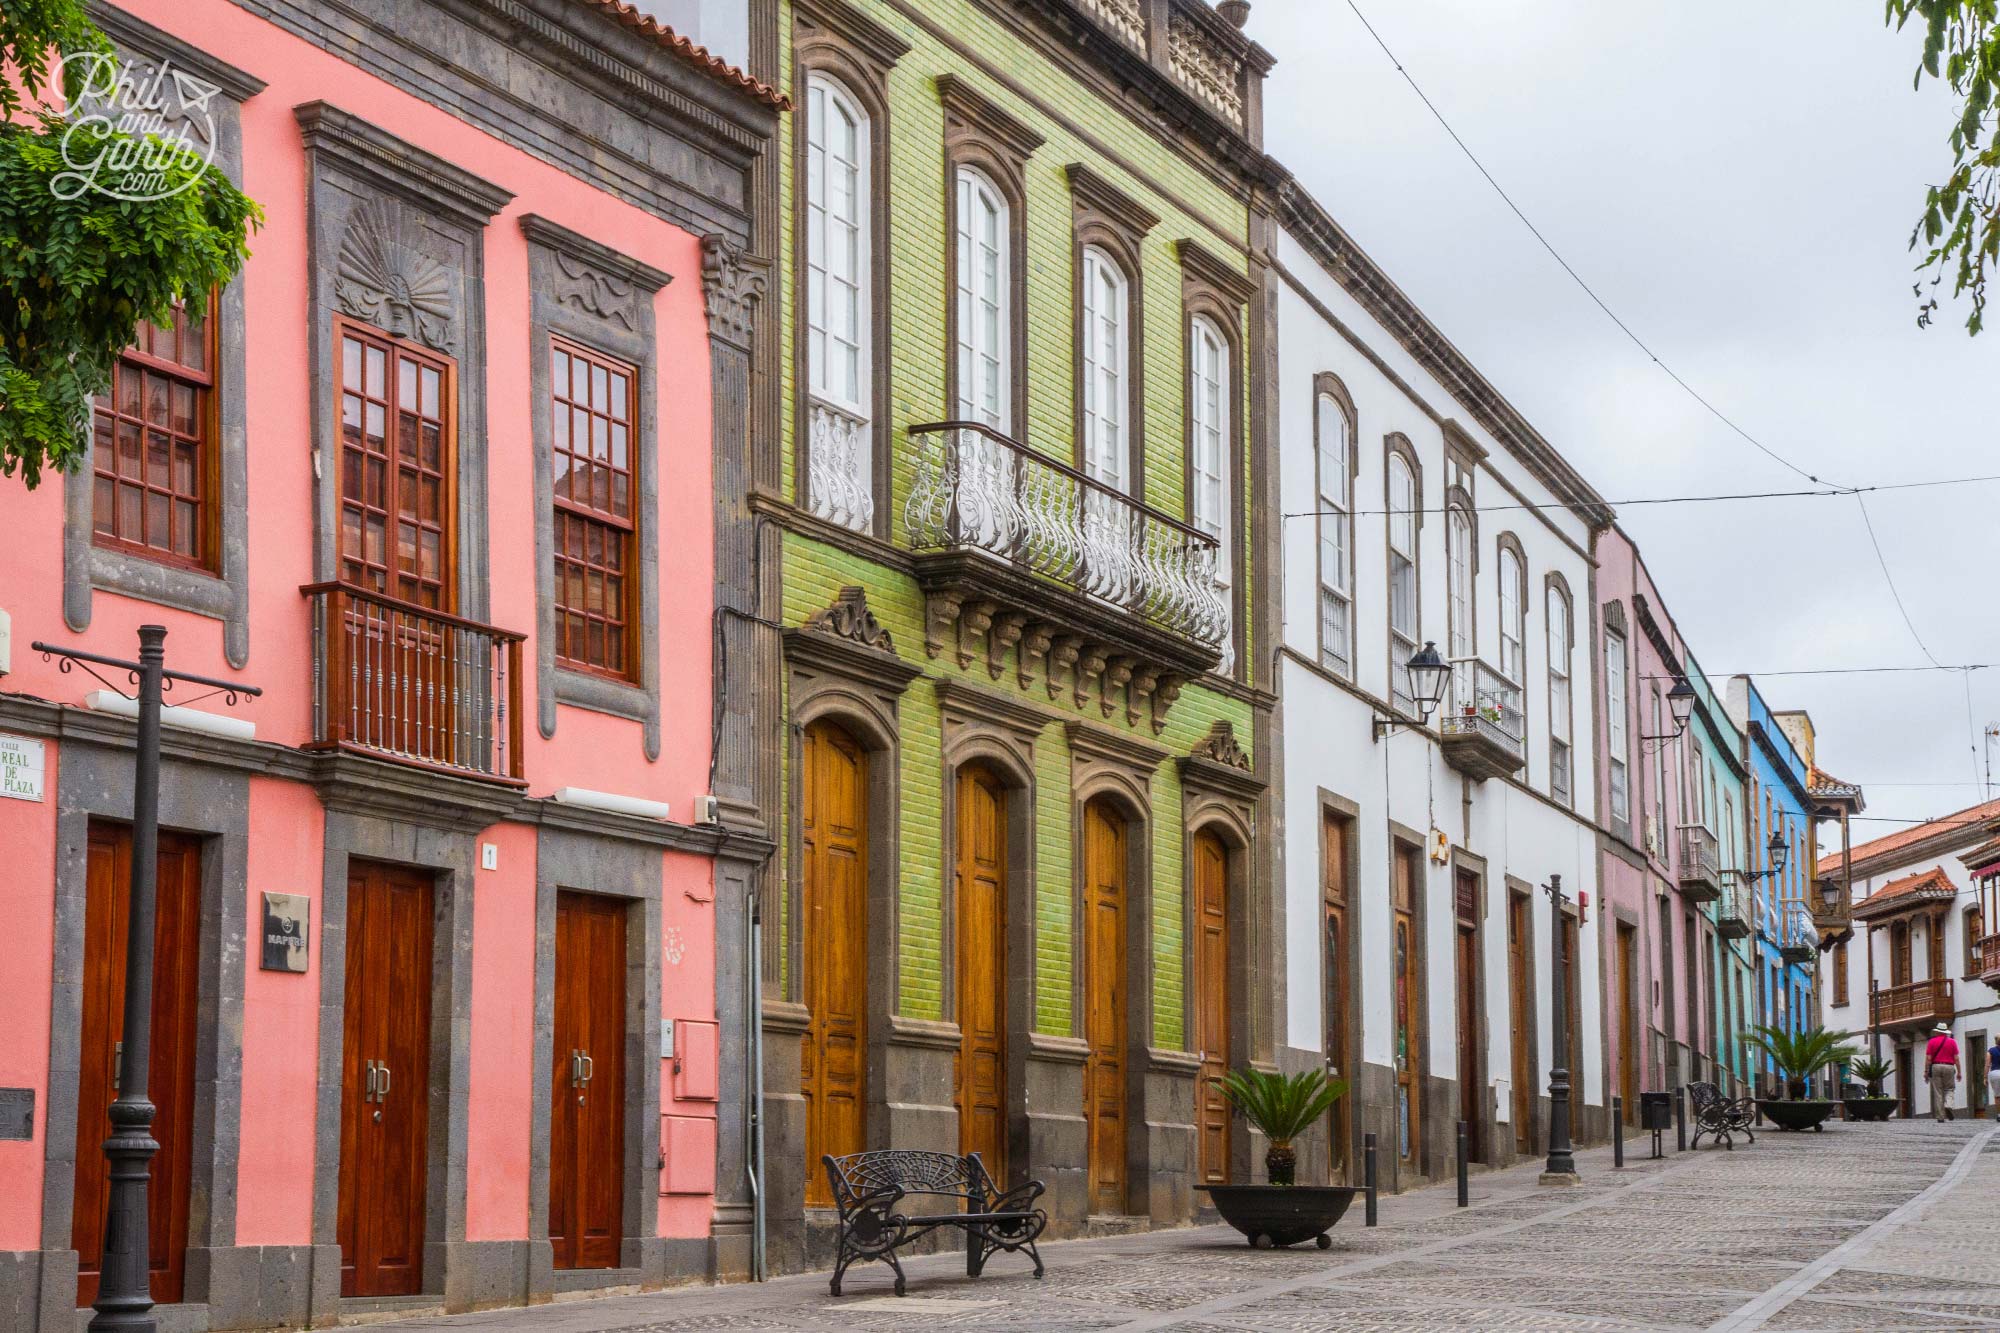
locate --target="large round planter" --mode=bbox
[1843,1096,1897,1122]
[1195,1184,1357,1249]
[1758,1098,1838,1131]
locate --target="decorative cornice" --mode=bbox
[794,0,913,68]
[519,214,673,293]
[293,101,515,227]
[936,74,1047,162]
[801,585,897,655]
[1065,161,1160,237]
[91,1,268,102]
[1064,718,1168,774]
[933,676,1052,742]
[1175,236,1256,307]
[1188,718,1251,771]
[699,233,769,352]
[784,589,922,696]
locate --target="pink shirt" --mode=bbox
[1927,1034,1959,1066]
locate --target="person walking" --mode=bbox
[1926,1024,1960,1122]
[1988,1035,2000,1121]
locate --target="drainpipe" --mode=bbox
[745,870,766,1281]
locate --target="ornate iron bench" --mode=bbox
[1688,1081,1757,1150]
[822,1149,1047,1296]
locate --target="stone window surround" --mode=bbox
[1381,432,1425,711]
[1445,484,1479,660]
[522,213,671,761]
[525,828,670,1296]
[1065,163,1158,488]
[296,100,514,623]
[939,74,1043,438]
[33,739,252,1333]
[1311,371,1360,678]
[1603,598,1633,841]
[62,10,266,669]
[1176,238,1253,683]
[790,0,909,542]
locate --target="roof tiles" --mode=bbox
[572,0,790,109]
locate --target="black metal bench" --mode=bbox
[1688,1081,1757,1150]
[822,1149,1047,1296]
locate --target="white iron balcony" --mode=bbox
[1676,825,1722,903]
[1715,871,1752,940]
[1779,904,1818,964]
[1437,658,1525,781]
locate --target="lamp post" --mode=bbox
[34,629,259,1333]
[1539,873,1579,1185]
[1639,674,1696,751]
[1371,642,1451,741]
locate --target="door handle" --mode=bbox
[580,1053,594,1086]
[363,1059,378,1102]
[377,1061,391,1102]
[570,1049,584,1088]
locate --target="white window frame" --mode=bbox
[1189,314,1232,672]
[804,73,873,531]
[1446,503,1473,661]
[1606,628,1630,824]
[954,165,1010,433]
[1080,245,1129,493]
[1497,543,1525,686]
[1387,449,1417,709]
[1547,585,1572,806]
[1315,390,1352,676]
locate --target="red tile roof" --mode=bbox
[1818,794,2000,877]
[573,0,790,109]
[1852,866,1958,921]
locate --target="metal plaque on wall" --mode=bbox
[0,1088,33,1140]
[260,892,309,973]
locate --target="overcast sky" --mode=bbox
[1254,0,2000,848]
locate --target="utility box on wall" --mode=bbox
[673,1018,718,1101]
[660,1114,716,1195]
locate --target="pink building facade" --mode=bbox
[0,1,780,1327]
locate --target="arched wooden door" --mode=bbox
[1192,830,1230,1187]
[1322,812,1352,1181]
[955,764,1008,1179]
[1392,844,1424,1172]
[1083,798,1128,1215]
[802,721,868,1206]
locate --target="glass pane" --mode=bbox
[422,366,440,419]
[118,484,142,538]
[93,413,114,470]
[610,371,629,421]
[93,476,115,534]
[173,441,199,494]
[117,364,141,419]
[144,372,169,427]
[398,358,418,411]
[145,431,171,487]
[173,500,198,556]
[552,348,569,401]
[144,490,169,546]
[365,344,385,396]
[343,337,362,391]
[181,303,206,372]
[171,382,198,437]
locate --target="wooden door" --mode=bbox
[1083,799,1128,1215]
[1617,923,1639,1123]
[1507,891,1534,1154]
[1895,1044,1915,1118]
[1321,814,1351,1180]
[73,824,202,1308]
[550,891,626,1270]
[802,721,867,1206]
[1453,871,1480,1162]
[1392,844,1423,1171]
[1192,830,1230,1187]
[955,765,1007,1181]
[338,861,434,1298]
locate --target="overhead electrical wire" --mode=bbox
[1280,472,2000,521]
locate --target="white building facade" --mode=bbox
[1269,188,1616,1191]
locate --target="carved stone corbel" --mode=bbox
[959,599,997,671]
[1128,665,1160,729]
[988,611,1027,681]
[1076,643,1109,710]
[1150,673,1185,734]
[1048,635,1083,702]
[923,590,965,660]
[1019,622,1055,691]
[1103,655,1135,720]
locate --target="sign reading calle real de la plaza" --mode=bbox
[0,734,45,803]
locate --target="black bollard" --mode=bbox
[1612,1096,1624,1168]
[1675,1085,1686,1152]
[1456,1121,1468,1207]
[1364,1132,1378,1227]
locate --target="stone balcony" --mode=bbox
[903,421,1228,732]
[1436,658,1525,782]
[1676,824,1721,903]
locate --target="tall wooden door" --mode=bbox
[1617,922,1639,1124]
[338,861,434,1298]
[1322,814,1351,1181]
[550,891,626,1270]
[1391,844,1423,1172]
[1192,831,1230,1187]
[1453,871,1480,1162]
[1083,799,1128,1215]
[802,721,867,1206]
[1507,890,1534,1154]
[955,765,1007,1180]
[73,824,202,1308]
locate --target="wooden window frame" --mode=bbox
[1545,574,1574,808]
[1313,374,1358,679]
[1384,436,1422,712]
[549,334,641,683]
[92,291,222,573]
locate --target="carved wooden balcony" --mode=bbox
[1977,933,2000,988]
[1436,658,1525,781]
[1778,904,1818,964]
[903,422,1227,731]
[1676,824,1721,903]
[1870,977,1955,1032]
[1715,872,1752,941]
[305,581,526,784]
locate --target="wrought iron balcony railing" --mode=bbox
[805,397,875,534]
[1436,658,1525,780]
[1715,871,1752,940]
[1676,824,1721,902]
[1870,977,1954,1031]
[1779,904,1818,963]
[904,422,1228,647]
[304,581,526,784]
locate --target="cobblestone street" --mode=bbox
[360,1120,1999,1332]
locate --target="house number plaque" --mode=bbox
[260,892,310,973]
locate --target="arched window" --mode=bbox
[1080,246,1130,492]
[1446,502,1473,662]
[804,73,872,532]
[1605,624,1629,824]
[1497,542,1525,685]
[1547,582,1572,806]
[1314,389,1352,676]
[1188,315,1232,671]
[954,166,1009,432]
[1387,449,1417,709]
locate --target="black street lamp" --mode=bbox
[1540,873,1579,1185]
[1742,829,1790,882]
[1640,674,1696,750]
[35,628,259,1333]
[1372,641,1452,741]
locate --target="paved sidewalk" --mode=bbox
[362,1119,2000,1332]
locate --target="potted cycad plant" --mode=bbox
[1746,1024,1859,1131]
[1195,1068,1356,1249]
[1843,1054,1898,1121]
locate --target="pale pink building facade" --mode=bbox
[0,1,780,1327]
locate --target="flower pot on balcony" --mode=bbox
[1194,1185,1357,1249]
[1842,1096,1897,1122]
[1757,1098,1838,1132]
